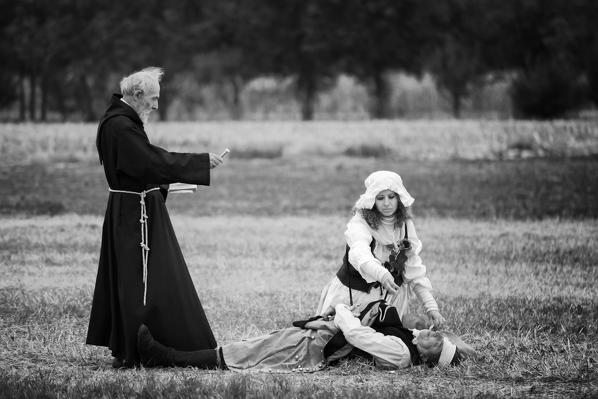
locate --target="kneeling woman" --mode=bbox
[138,301,473,372]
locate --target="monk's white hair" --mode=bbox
[120,67,164,97]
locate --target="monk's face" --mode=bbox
[132,84,160,124]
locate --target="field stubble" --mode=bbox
[0,121,596,397]
[1,120,598,165]
[0,215,596,398]
[1,156,597,219]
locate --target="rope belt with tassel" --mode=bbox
[109,187,161,305]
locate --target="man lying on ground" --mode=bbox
[137,300,474,372]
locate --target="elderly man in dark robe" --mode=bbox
[86,67,224,368]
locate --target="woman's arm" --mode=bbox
[345,214,378,273]
[345,214,391,282]
[402,220,446,328]
[333,304,412,369]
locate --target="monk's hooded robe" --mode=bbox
[87,94,216,365]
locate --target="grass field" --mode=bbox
[0,121,597,398]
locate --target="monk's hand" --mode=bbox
[209,153,223,169]
[380,272,399,295]
[427,310,446,330]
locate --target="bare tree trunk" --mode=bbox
[18,71,26,122]
[300,83,315,121]
[55,84,68,122]
[229,76,243,120]
[451,89,462,119]
[41,75,48,121]
[371,71,390,119]
[29,74,37,121]
[80,75,95,122]
[298,65,316,121]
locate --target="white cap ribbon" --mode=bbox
[438,337,457,367]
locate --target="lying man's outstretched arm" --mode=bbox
[333,304,412,369]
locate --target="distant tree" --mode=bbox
[511,60,586,119]
[315,0,432,119]
[498,0,590,118]
[574,0,598,107]
[424,0,492,118]
[588,43,598,107]
[232,0,339,120]
[187,0,266,120]
[0,0,18,112]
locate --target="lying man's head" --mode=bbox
[413,329,474,367]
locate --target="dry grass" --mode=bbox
[0,214,596,398]
[1,156,597,219]
[1,120,598,166]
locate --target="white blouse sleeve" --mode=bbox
[405,219,422,255]
[345,214,387,283]
[402,220,432,289]
[333,304,412,369]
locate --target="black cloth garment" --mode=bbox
[335,223,409,298]
[370,302,421,365]
[322,301,421,365]
[86,94,217,366]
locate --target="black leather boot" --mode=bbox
[137,324,175,367]
[137,324,219,368]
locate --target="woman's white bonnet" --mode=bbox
[354,170,414,209]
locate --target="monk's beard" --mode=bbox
[139,111,151,125]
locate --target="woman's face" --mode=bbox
[413,329,444,362]
[374,189,399,217]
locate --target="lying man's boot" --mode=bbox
[137,324,220,368]
[137,324,175,367]
[111,357,124,369]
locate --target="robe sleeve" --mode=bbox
[114,121,210,185]
[333,304,412,369]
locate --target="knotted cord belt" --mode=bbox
[109,187,161,305]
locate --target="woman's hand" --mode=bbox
[321,305,335,318]
[401,238,417,255]
[380,272,399,295]
[427,310,446,330]
[322,296,355,317]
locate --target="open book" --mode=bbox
[168,183,198,194]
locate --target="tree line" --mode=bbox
[1,0,597,121]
